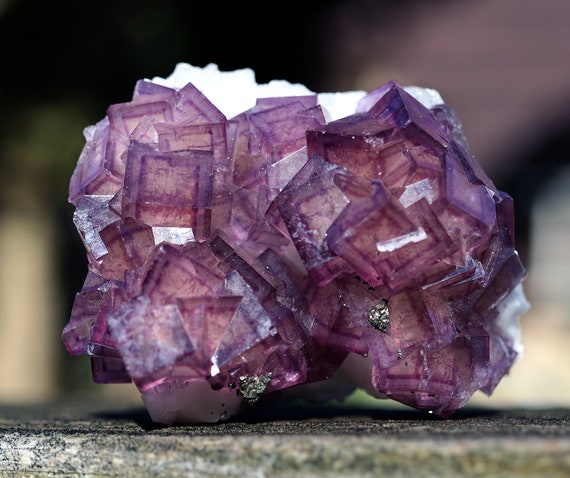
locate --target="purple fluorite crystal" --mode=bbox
[63,64,529,424]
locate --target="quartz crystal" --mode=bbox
[63,63,530,424]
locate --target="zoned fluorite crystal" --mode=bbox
[63,63,530,424]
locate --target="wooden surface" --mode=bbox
[0,400,568,477]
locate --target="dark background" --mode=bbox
[0,0,456,347]
[0,0,568,404]
[0,0,439,311]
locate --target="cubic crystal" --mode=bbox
[63,63,529,424]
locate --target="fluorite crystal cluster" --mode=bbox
[63,63,529,424]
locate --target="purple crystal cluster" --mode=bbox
[63,71,529,423]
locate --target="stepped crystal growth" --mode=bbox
[63,63,529,424]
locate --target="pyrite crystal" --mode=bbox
[63,63,530,424]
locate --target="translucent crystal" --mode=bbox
[63,63,529,424]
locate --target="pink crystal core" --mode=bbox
[63,69,529,424]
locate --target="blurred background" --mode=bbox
[0,0,568,409]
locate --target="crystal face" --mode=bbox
[63,64,530,424]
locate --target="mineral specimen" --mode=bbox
[63,63,530,424]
